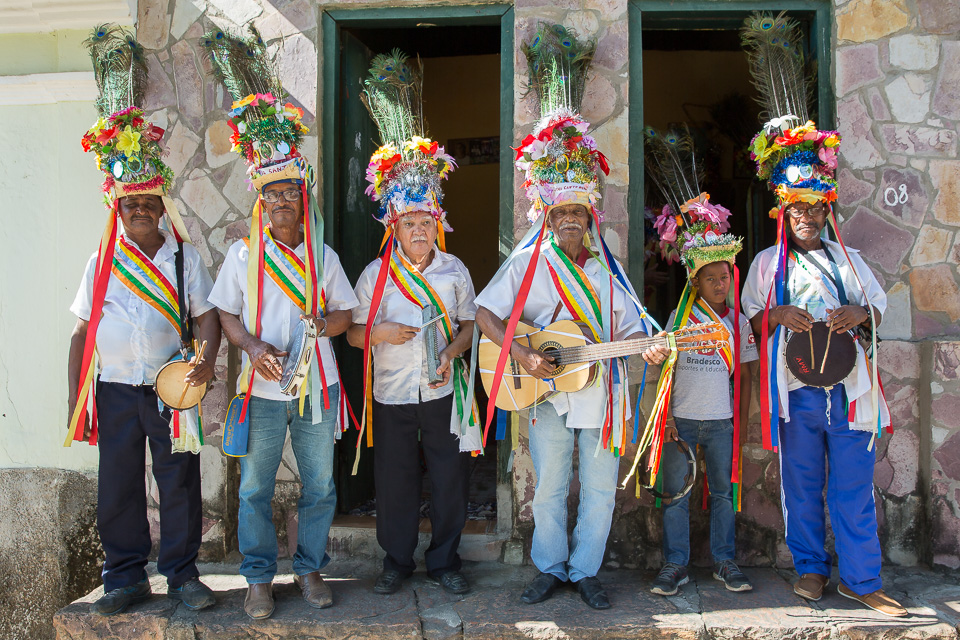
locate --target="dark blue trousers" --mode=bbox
[96,381,202,591]
[778,385,882,596]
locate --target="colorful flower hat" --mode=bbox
[741,12,840,214]
[81,25,174,203]
[362,50,456,229]
[202,26,312,192]
[645,126,742,278]
[516,23,608,223]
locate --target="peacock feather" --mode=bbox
[361,49,424,149]
[201,25,283,111]
[85,23,147,117]
[523,22,595,118]
[741,11,811,128]
[643,125,703,226]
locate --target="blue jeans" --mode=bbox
[661,417,736,566]
[528,402,619,583]
[238,387,339,584]
[779,385,882,596]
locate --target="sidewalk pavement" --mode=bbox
[54,560,960,639]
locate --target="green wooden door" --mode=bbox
[333,30,379,512]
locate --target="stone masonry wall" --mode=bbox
[131,0,959,572]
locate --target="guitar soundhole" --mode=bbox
[539,342,564,376]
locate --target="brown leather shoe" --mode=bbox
[838,584,908,617]
[244,582,275,619]
[794,573,829,601]
[294,571,333,609]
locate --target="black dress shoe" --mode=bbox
[94,578,151,616]
[374,570,405,595]
[521,572,561,604]
[576,576,611,610]
[433,571,470,595]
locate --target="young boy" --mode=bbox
[651,258,758,595]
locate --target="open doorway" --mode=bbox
[324,13,511,536]
[631,6,827,326]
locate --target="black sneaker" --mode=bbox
[94,578,151,616]
[168,577,216,610]
[713,560,753,592]
[650,563,689,596]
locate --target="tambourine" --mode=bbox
[786,321,856,388]
[641,437,698,505]
[155,351,207,410]
[279,318,318,396]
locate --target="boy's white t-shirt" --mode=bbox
[667,305,758,421]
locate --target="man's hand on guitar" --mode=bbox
[511,344,556,379]
[641,331,670,365]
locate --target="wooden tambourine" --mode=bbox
[786,321,857,388]
[642,438,698,506]
[155,351,207,410]
[279,318,318,396]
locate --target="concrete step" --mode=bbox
[54,563,960,640]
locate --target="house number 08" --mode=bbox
[884,184,909,206]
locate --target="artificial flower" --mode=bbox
[818,146,838,170]
[232,94,256,110]
[116,125,142,156]
[96,126,119,144]
[527,139,548,160]
[143,124,164,142]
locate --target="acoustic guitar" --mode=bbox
[479,320,730,411]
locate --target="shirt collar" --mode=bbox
[122,230,179,264]
[396,244,448,274]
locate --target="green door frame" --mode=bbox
[320,5,515,257]
[627,0,833,294]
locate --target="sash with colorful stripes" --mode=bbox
[688,302,733,374]
[542,239,603,342]
[243,228,327,314]
[389,248,481,451]
[112,236,181,333]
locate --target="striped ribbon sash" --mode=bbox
[245,229,326,314]
[389,249,481,438]
[111,236,181,332]
[542,239,603,341]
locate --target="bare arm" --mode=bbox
[66,318,90,436]
[346,321,420,349]
[218,309,287,382]
[739,360,756,429]
[184,309,222,386]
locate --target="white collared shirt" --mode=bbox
[352,248,477,405]
[474,243,651,429]
[209,240,359,401]
[741,238,887,426]
[70,232,216,385]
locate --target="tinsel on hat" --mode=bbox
[80,25,174,204]
[361,49,456,228]
[741,12,840,213]
[201,26,312,190]
[513,23,609,222]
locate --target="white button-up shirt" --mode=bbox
[209,240,359,401]
[70,232,215,385]
[741,238,887,429]
[352,248,477,405]
[474,242,650,429]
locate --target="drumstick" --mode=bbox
[176,340,208,408]
[819,321,833,375]
[809,330,815,369]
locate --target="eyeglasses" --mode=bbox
[261,189,300,204]
[786,204,827,219]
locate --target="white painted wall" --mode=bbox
[0,94,105,470]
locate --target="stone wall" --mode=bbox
[0,469,101,640]
[131,0,960,573]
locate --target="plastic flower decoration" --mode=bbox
[116,125,142,156]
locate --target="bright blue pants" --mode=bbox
[778,385,882,596]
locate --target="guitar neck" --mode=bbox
[555,336,668,365]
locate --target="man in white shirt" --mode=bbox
[209,179,358,618]
[68,39,221,616]
[68,193,221,615]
